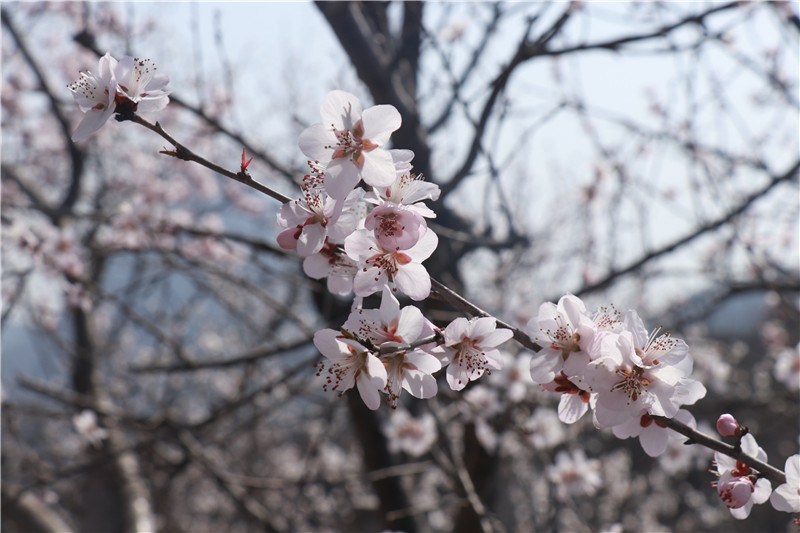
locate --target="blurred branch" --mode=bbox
[538,1,741,57]
[1,484,76,533]
[2,8,85,220]
[425,4,504,135]
[429,403,495,533]
[574,158,800,297]
[177,430,279,531]
[129,336,313,373]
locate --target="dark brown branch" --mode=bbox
[430,279,540,353]
[652,415,787,486]
[534,1,742,57]
[127,114,292,204]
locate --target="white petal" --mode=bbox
[402,370,438,399]
[298,123,337,161]
[303,253,330,279]
[297,224,326,257]
[446,362,470,391]
[395,305,424,342]
[444,317,469,345]
[324,162,361,200]
[320,90,362,129]
[481,328,514,348]
[394,262,430,301]
[360,149,397,189]
[406,228,438,262]
[353,267,386,297]
[405,350,442,374]
[313,329,345,360]
[357,374,383,410]
[361,104,401,145]
[558,394,589,424]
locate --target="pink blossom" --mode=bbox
[383,409,437,457]
[344,228,438,301]
[364,202,426,251]
[527,294,598,384]
[540,372,592,424]
[546,449,603,501]
[713,433,772,519]
[298,90,401,199]
[622,309,689,369]
[716,413,742,437]
[302,240,358,296]
[583,330,705,428]
[366,170,441,220]
[68,53,169,141]
[72,410,109,448]
[313,328,387,410]
[443,316,513,391]
[343,287,441,406]
[718,474,756,510]
[277,168,360,256]
[491,352,535,403]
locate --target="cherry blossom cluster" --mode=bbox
[68,52,169,142]
[278,90,441,301]
[527,294,708,457]
[279,91,513,408]
[64,57,798,524]
[313,286,512,410]
[527,295,799,519]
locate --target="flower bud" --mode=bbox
[716,413,741,437]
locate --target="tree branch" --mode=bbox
[652,415,787,486]
[127,114,292,204]
[574,158,800,297]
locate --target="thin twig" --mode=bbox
[127,114,292,204]
[652,415,787,486]
[430,279,540,353]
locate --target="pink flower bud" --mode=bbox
[717,474,754,509]
[716,413,741,437]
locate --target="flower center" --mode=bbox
[610,365,650,402]
[327,119,377,167]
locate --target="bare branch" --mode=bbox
[574,158,800,297]
[652,415,787,486]
[127,114,292,204]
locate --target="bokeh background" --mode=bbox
[2,2,798,532]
